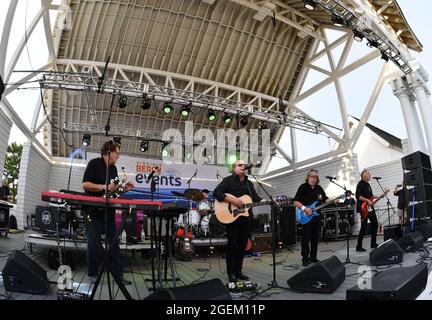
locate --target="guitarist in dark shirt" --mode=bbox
[294,169,333,267]
[214,160,262,283]
[355,169,378,251]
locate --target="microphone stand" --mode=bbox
[248,169,291,299]
[374,178,396,227]
[326,178,359,265]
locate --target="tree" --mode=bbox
[3,143,23,203]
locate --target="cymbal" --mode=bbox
[184,189,204,201]
[171,191,186,198]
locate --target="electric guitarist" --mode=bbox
[213,160,264,283]
[294,169,336,267]
[355,169,379,252]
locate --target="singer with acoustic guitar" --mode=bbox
[213,160,263,283]
[355,169,388,251]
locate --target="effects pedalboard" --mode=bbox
[57,289,89,300]
[226,281,258,293]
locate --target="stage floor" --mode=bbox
[0,232,431,300]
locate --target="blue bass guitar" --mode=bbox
[296,194,345,225]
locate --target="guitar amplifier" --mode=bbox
[252,233,273,253]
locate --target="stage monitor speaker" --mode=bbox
[414,220,432,240]
[369,239,403,266]
[411,184,432,202]
[407,200,432,219]
[2,250,49,295]
[346,263,428,300]
[143,279,231,300]
[397,231,424,252]
[278,206,296,246]
[384,224,403,242]
[402,151,431,170]
[404,168,432,186]
[35,206,68,232]
[287,256,345,293]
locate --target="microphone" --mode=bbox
[244,163,254,170]
[145,166,159,183]
[325,176,336,180]
[373,177,382,180]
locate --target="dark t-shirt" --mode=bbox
[355,180,373,212]
[213,173,262,203]
[82,157,118,221]
[0,186,9,201]
[394,188,409,209]
[294,183,328,207]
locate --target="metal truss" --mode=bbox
[315,0,412,74]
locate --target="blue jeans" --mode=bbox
[87,218,123,279]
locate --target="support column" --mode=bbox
[391,78,426,153]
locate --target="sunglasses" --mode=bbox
[237,164,246,167]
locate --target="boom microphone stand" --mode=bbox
[374,177,396,227]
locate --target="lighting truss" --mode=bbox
[40,72,331,135]
[315,0,412,74]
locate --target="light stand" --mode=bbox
[248,170,292,299]
[374,177,396,227]
[326,177,360,265]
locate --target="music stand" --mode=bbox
[326,178,360,265]
[248,171,292,298]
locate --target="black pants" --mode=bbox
[301,216,321,261]
[357,210,378,248]
[225,216,249,274]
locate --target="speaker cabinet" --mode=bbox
[407,200,432,219]
[278,206,296,246]
[2,250,49,295]
[287,256,345,293]
[404,168,432,186]
[384,224,403,242]
[144,279,231,300]
[252,233,273,253]
[397,231,424,252]
[346,263,428,300]
[411,184,432,202]
[415,220,432,240]
[35,206,69,232]
[402,151,431,170]
[369,239,403,266]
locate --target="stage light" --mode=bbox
[259,121,267,130]
[113,136,122,144]
[161,141,170,157]
[180,103,191,117]
[82,134,91,146]
[223,113,232,124]
[240,115,248,127]
[381,51,389,62]
[118,95,128,109]
[353,29,364,42]
[367,39,379,48]
[141,94,152,111]
[331,13,345,27]
[163,102,173,114]
[140,140,149,152]
[207,110,217,122]
[303,0,317,11]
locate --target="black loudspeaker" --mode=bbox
[411,184,432,202]
[407,200,432,219]
[404,168,432,185]
[287,256,345,293]
[369,239,403,266]
[35,206,69,232]
[402,151,431,170]
[2,250,49,295]
[346,263,428,300]
[0,206,10,229]
[0,74,4,102]
[384,224,403,242]
[397,231,424,252]
[278,206,296,246]
[414,220,432,240]
[144,279,231,300]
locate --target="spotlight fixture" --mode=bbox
[161,141,170,156]
[223,113,232,124]
[352,29,364,42]
[367,39,379,48]
[140,140,149,152]
[141,94,152,111]
[303,0,317,11]
[331,13,345,27]
[118,95,128,109]
[239,115,248,127]
[207,110,217,122]
[113,136,122,144]
[82,134,91,146]
[180,102,191,117]
[258,121,267,130]
[380,50,389,62]
[163,102,173,114]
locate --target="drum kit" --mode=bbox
[173,189,226,238]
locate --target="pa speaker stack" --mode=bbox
[402,151,432,220]
[287,256,345,293]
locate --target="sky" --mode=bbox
[0,0,431,171]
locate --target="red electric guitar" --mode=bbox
[360,189,389,219]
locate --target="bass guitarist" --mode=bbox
[355,169,379,252]
[213,160,263,283]
[294,169,334,267]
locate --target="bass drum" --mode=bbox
[209,214,226,237]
